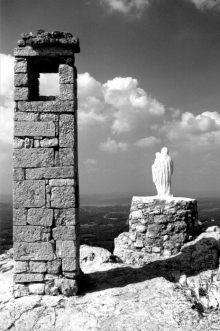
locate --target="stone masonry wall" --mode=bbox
[13,30,80,297]
[114,196,199,260]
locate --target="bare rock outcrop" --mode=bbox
[1,235,220,330]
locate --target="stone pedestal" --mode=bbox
[13,30,80,297]
[114,196,199,262]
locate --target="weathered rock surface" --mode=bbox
[1,237,220,331]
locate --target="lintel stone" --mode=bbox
[14,46,75,57]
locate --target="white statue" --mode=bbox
[152,147,173,196]
[152,152,161,195]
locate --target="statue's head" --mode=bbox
[161,147,169,156]
[155,152,161,159]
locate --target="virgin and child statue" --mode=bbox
[152,147,173,196]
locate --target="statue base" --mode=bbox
[114,196,200,261]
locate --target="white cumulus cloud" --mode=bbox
[0,54,14,146]
[162,111,220,148]
[84,158,99,172]
[102,77,165,133]
[99,138,129,152]
[134,136,161,148]
[186,0,220,11]
[78,73,107,128]
[0,54,14,194]
[101,0,149,16]
[84,158,98,166]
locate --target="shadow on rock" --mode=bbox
[82,230,220,293]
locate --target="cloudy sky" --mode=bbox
[1,0,220,198]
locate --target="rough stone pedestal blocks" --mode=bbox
[114,196,199,263]
[13,30,80,297]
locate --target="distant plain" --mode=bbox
[0,194,219,253]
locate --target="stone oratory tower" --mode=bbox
[13,30,80,297]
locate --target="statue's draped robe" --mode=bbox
[159,155,173,195]
[152,158,161,194]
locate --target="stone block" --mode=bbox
[51,186,75,208]
[13,168,25,180]
[17,100,74,113]
[13,226,51,242]
[14,261,29,273]
[13,148,54,168]
[14,242,55,261]
[55,148,74,166]
[59,114,74,147]
[146,224,162,239]
[56,241,76,258]
[29,283,45,295]
[45,283,59,296]
[130,210,143,220]
[34,139,40,148]
[63,272,77,279]
[47,259,61,274]
[40,114,59,121]
[14,121,56,137]
[175,221,187,232]
[13,137,24,149]
[14,284,29,298]
[59,84,74,100]
[54,208,76,226]
[172,233,187,244]
[27,208,53,226]
[14,59,27,73]
[14,73,28,87]
[13,208,27,225]
[136,225,146,233]
[14,112,39,121]
[14,87,29,100]
[59,65,74,84]
[62,258,77,271]
[134,240,144,248]
[14,273,44,283]
[26,166,74,179]
[44,274,59,282]
[152,246,161,253]
[52,226,76,241]
[40,138,58,147]
[59,278,78,296]
[154,215,168,224]
[49,179,75,187]
[13,180,45,208]
[29,261,47,273]
[14,46,74,57]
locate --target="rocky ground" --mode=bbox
[1,243,220,331]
